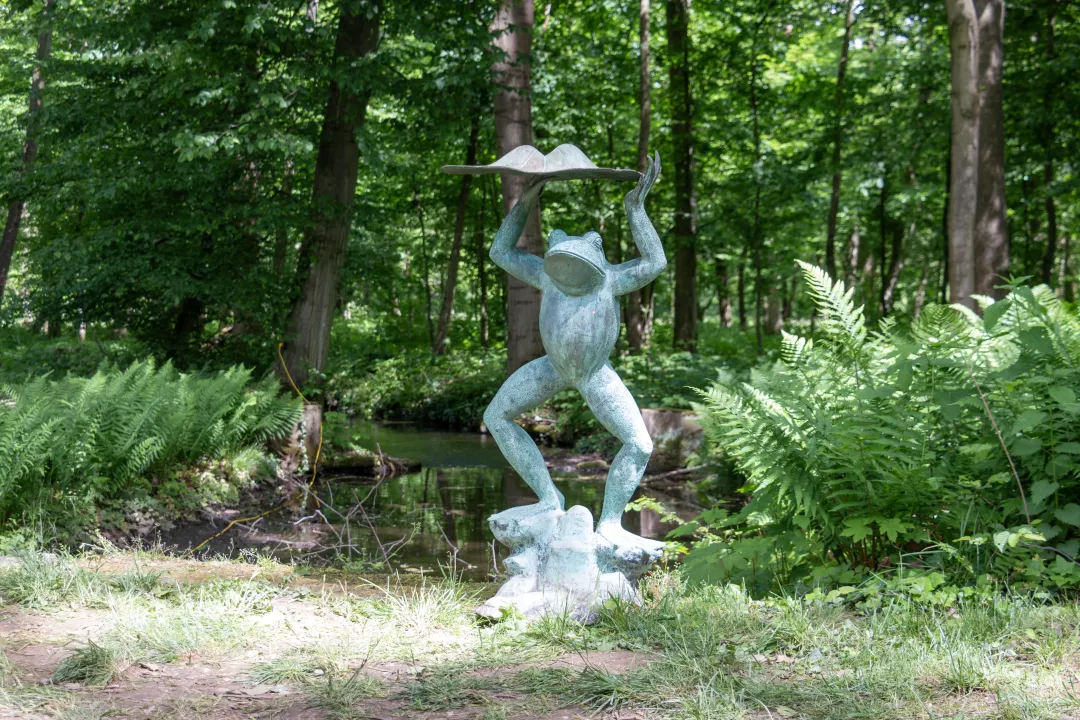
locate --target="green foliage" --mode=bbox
[0,360,300,532]
[331,347,505,430]
[689,263,1080,593]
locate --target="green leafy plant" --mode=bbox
[0,360,301,533]
[687,263,1080,593]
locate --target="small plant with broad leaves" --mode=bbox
[683,262,1080,595]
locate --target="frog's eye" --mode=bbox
[585,231,603,250]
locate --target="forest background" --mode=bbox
[2,0,1080,594]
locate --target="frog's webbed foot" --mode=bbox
[596,521,665,573]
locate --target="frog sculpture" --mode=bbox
[443,145,666,620]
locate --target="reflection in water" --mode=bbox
[165,424,702,579]
[316,466,696,579]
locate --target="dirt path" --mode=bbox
[0,557,630,720]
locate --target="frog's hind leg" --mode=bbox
[580,364,663,554]
[483,356,570,510]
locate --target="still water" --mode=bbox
[174,423,701,580]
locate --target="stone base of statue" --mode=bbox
[476,503,663,624]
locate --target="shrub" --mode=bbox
[0,360,301,531]
[687,262,1080,594]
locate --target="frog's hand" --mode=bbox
[611,152,665,296]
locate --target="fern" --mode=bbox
[691,265,1080,593]
[0,361,301,527]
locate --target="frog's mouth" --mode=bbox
[544,247,605,295]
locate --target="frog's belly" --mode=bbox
[539,290,619,384]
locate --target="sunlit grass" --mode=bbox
[0,552,1077,719]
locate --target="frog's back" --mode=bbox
[539,282,619,384]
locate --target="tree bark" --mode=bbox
[625,0,652,353]
[477,179,490,349]
[272,160,295,278]
[973,0,1008,299]
[946,0,979,309]
[279,1,381,389]
[716,257,731,327]
[668,0,697,351]
[413,184,435,349]
[737,254,747,332]
[434,117,480,354]
[825,0,857,282]
[493,0,544,376]
[1040,0,1058,287]
[1,1,53,305]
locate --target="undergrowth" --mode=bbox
[688,263,1080,593]
[0,360,301,536]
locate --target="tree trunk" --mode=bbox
[493,0,544,376]
[477,180,490,350]
[434,118,480,354]
[913,261,931,317]
[1065,235,1074,301]
[946,0,979,309]
[737,250,747,332]
[1041,0,1058,287]
[272,160,295,278]
[846,227,861,289]
[825,0,857,282]
[625,0,652,353]
[668,0,697,351]
[766,284,782,334]
[636,0,651,175]
[0,1,53,305]
[716,257,731,327]
[973,0,1008,299]
[280,2,381,389]
[881,223,905,315]
[941,151,951,303]
[413,185,435,350]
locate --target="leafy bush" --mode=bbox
[0,360,301,532]
[686,262,1080,594]
[0,326,147,385]
[328,348,505,430]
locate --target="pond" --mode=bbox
[167,423,704,580]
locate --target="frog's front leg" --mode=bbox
[483,356,570,510]
[579,365,663,555]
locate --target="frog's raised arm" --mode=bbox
[610,153,665,296]
[490,177,546,290]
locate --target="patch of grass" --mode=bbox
[51,640,120,686]
[0,554,104,610]
[108,565,165,595]
[251,635,375,685]
[406,666,573,711]
[309,669,382,720]
[356,575,477,633]
[146,695,227,720]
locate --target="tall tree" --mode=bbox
[625,0,653,353]
[668,0,697,350]
[824,0,857,282]
[1040,0,1059,287]
[946,0,980,309]
[280,0,382,388]
[433,115,481,354]
[493,0,544,376]
[974,0,1008,298]
[0,0,52,305]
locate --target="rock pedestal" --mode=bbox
[476,503,663,624]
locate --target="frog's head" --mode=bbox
[544,230,607,296]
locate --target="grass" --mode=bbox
[309,668,383,720]
[0,551,1077,719]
